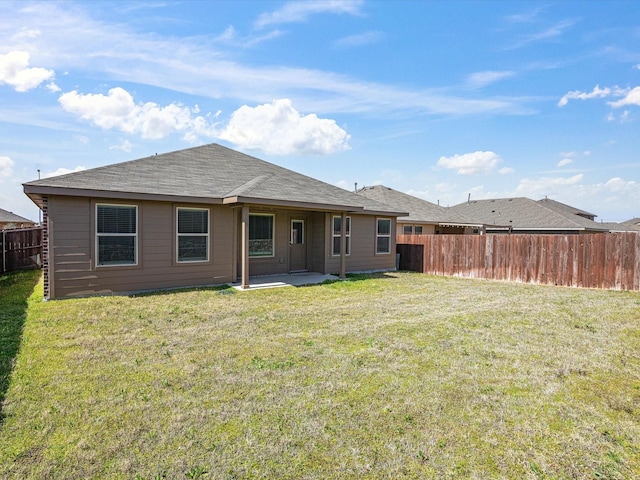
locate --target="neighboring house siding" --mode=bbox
[48,196,235,298]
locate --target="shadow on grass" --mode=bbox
[298,271,402,288]
[0,269,41,424]
[130,283,235,298]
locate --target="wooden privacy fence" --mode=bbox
[397,232,640,291]
[1,227,43,274]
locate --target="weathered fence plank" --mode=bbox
[397,232,640,291]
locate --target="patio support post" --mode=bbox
[339,211,346,280]
[241,206,250,289]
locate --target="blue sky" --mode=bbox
[1,0,639,222]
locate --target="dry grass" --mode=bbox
[1,271,639,479]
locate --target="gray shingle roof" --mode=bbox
[357,185,481,226]
[0,208,34,225]
[537,198,596,220]
[24,143,403,215]
[450,197,609,232]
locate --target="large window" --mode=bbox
[177,208,209,262]
[96,204,137,266]
[376,218,391,254]
[249,214,274,257]
[332,215,351,256]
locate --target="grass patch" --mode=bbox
[0,270,41,422]
[1,272,639,478]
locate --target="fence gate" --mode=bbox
[1,227,43,274]
[397,243,424,273]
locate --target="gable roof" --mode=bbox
[24,143,405,216]
[450,197,609,232]
[537,198,597,220]
[0,207,34,225]
[357,185,482,227]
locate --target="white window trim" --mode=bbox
[376,218,392,254]
[249,213,275,258]
[96,203,138,267]
[332,215,351,256]
[176,207,210,263]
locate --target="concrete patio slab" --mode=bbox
[232,272,339,290]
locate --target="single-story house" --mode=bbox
[23,143,406,300]
[356,185,484,235]
[449,197,610,234]
[0,208,36,230]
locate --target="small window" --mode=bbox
[96,204,137,266]
[414,226,423,234]
[376,218,391,254]
[249,214,274,257]
[332,216,351,256]
[291,220,304,245]
[177,208,209,262]
[403,225,413,235]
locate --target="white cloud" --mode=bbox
[43,166,86,178]
[109,140,134,152]
[0,156,14,177]
[558,84,611,107]
[335,31,385,48]
[466,70,515,88]
[557,158,573,167]
[498,167,515,174]
[515,174,584,197]
[608,86,640,108]
[58,87,218,141]
[254,0,363,29]
[437,151,501,175]
[218,99,350,155]
[0,51,55,92]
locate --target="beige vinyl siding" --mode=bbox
[47,196,92,299]
[325,213,397,274]
[48,196,234,298]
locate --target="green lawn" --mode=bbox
[1,271,639,479]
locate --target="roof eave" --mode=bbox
[23,184,225,206]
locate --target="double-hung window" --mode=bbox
[376,218,391,254]
[332,215,351,256]
[249,214,274,257]
[177,207,209,262]
[96,204,137,266]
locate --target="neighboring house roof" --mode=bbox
[24,143,406,216]
[0,207,34,226]
[450,197,610,232]
[537,198,597,221]
[599,222,640,232]
[621,218,640,227]
[357,185,482,227]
